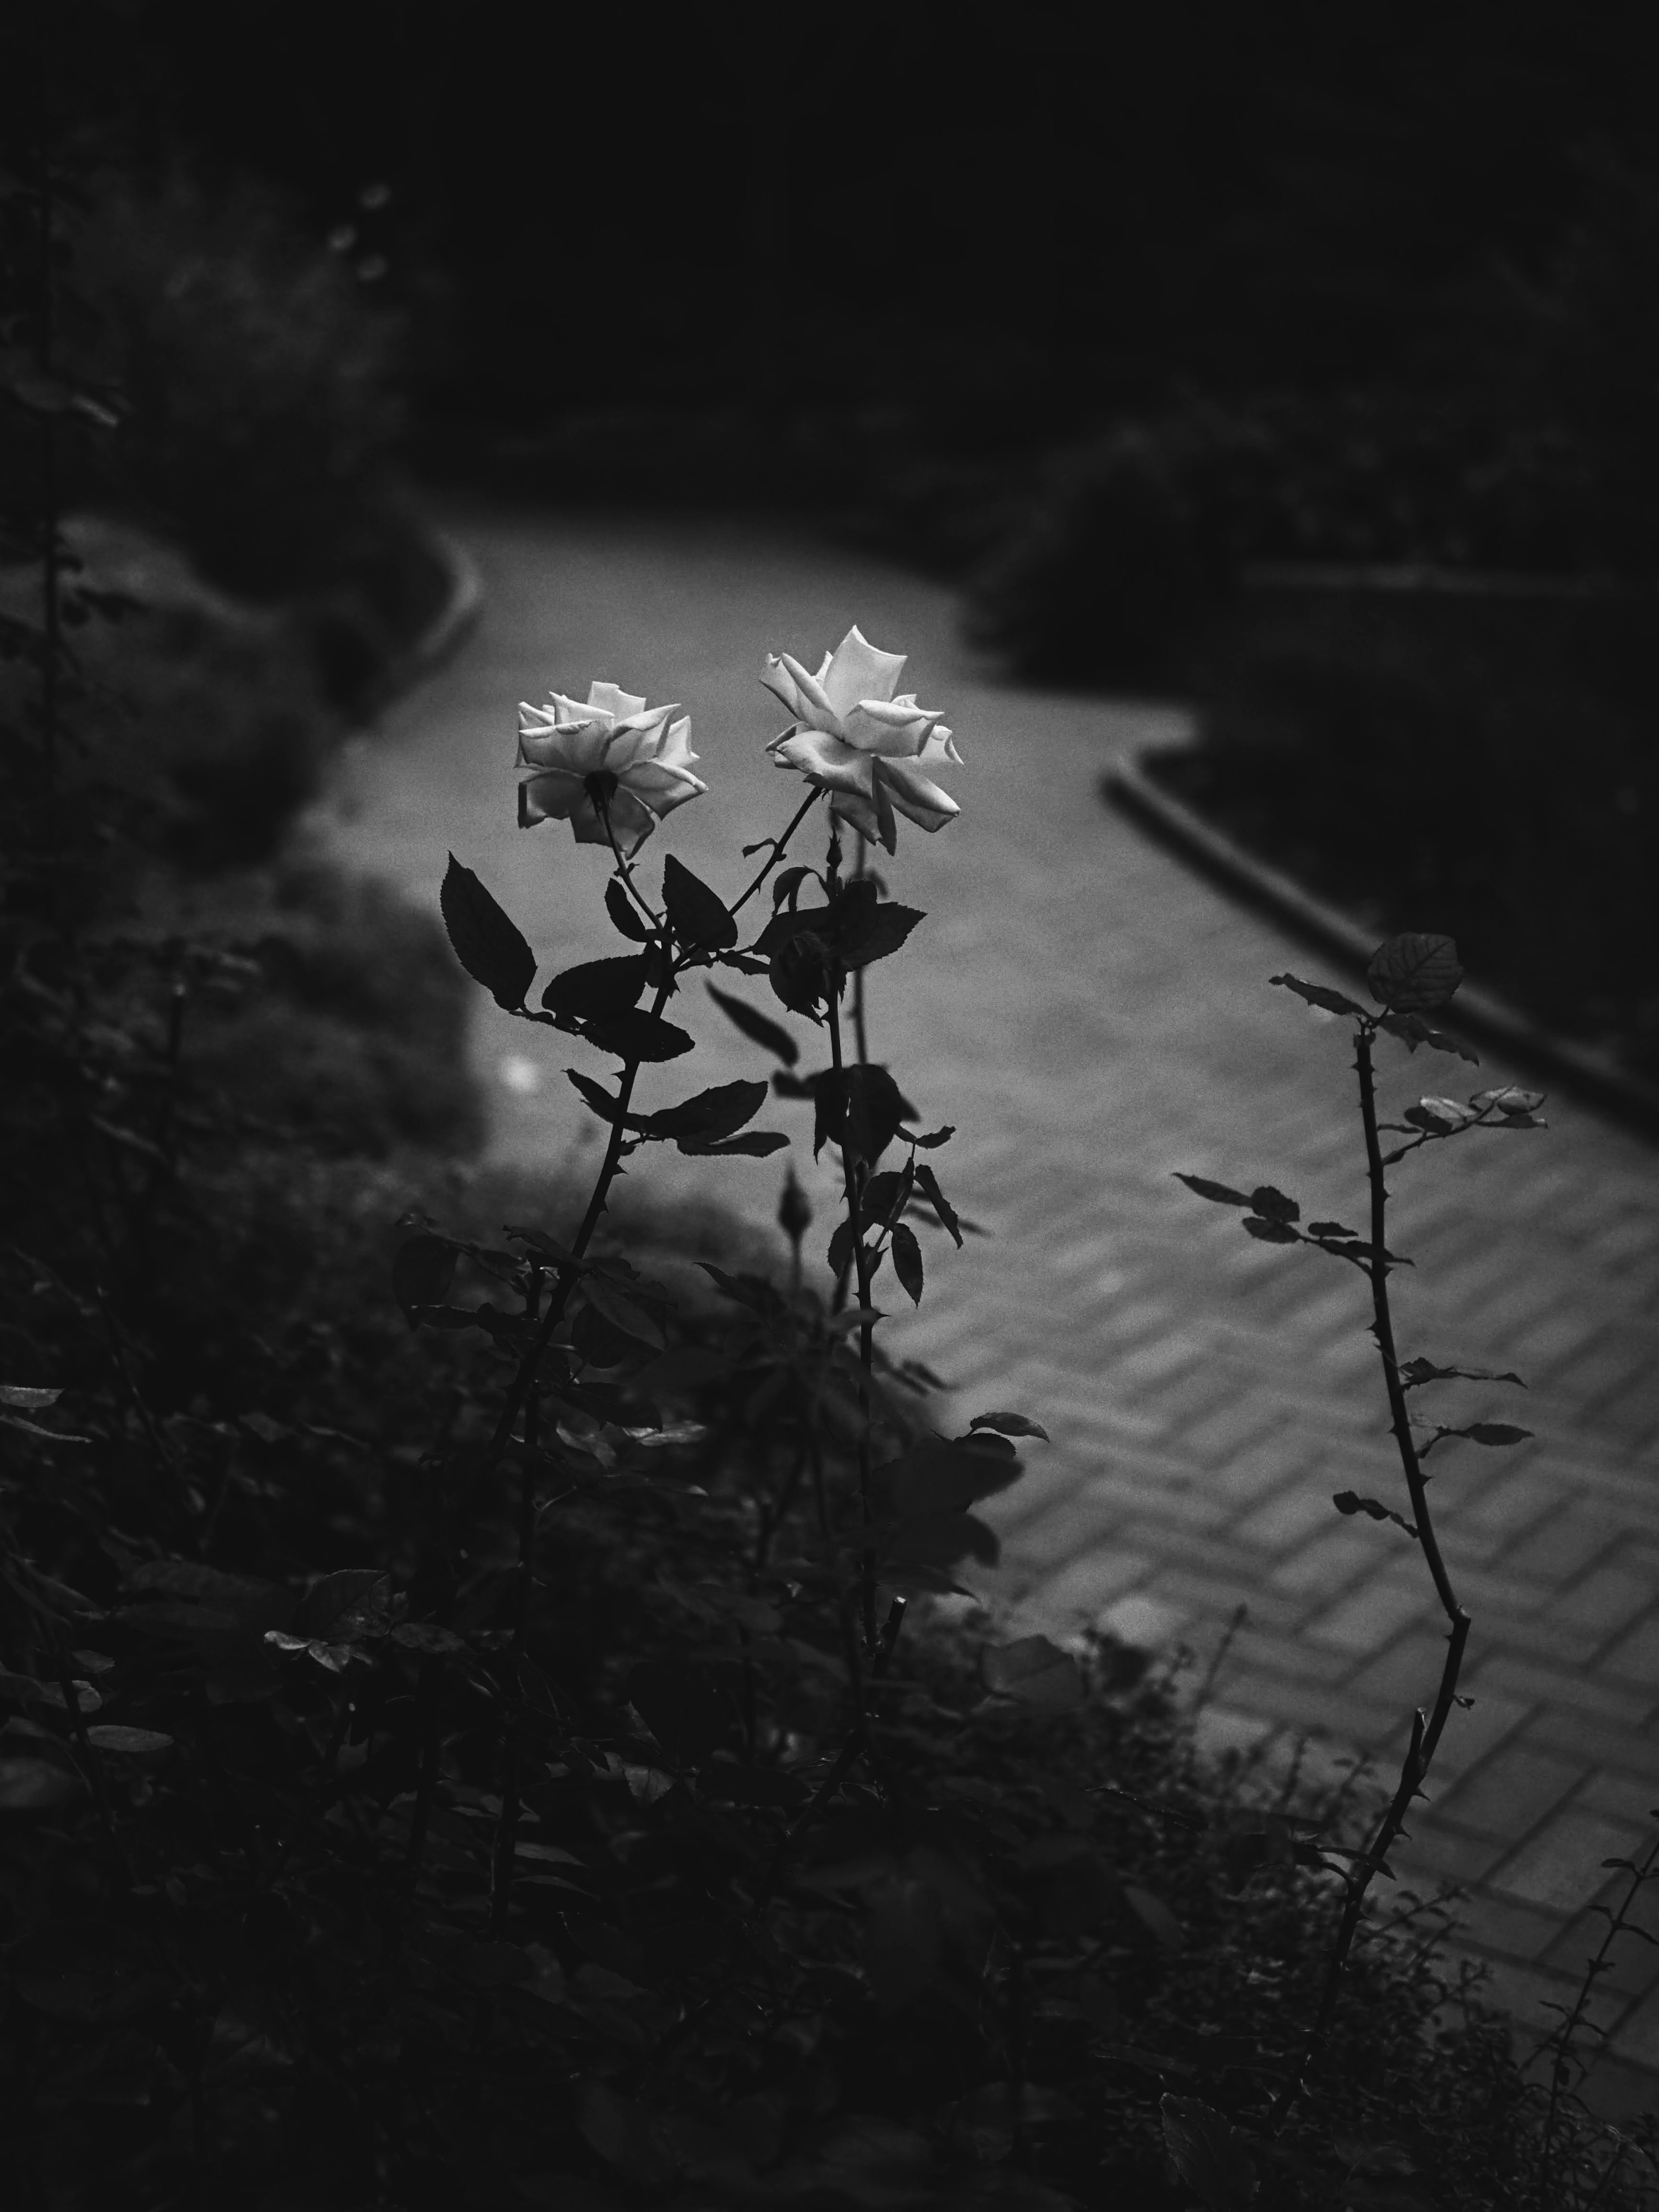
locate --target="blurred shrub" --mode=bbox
[64,164,409,601]
[176,861,486,1158]
[1162,577,1659,1073]
[964,386,1640,689]
[964,421,1238,688]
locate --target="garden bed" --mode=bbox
[1146,568,1659,1092]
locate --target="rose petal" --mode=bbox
[519,769,587,824]
[760,656,808,721]
[917,721,962,766]
[586,681,648,721]
[829,788,881,841]
[655,714,698,770]
[518,727,584,770]
[621,759,708,814]
[776,652,841,733]
[880,758,960,831]
[839,697,943,758]
[820,626,907,718]
[602,706,680,770]
[534,716,615,773]
[772,726,874,796]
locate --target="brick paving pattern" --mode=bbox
[319,509,1659,2112]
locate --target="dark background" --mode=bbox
[9,0,1655,488]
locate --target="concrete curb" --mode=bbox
[1104,749,1659,1138]
[391,525,485,691]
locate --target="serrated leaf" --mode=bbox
[890,1223,924,1305]
[1399,1357,1526,1389]
[982,1635,1083,1710]
[567,1068,623,1122]
[1381,1011,1480,1061]
[440,855,536,1011]
[1471,1085,1547,1116]
[541,954,648,1021]
[695,1263,768,1311]
[969,1411,1051,1442]
[1175,1173,1251,1207]
[912,1164,962,1245]
[580,1009,694,1062]
[677,1130,788,1157]
[1243,1217,1301,1245]
[663,853,737,951]
[604,876,652,941]
[83,1726,174,1754]
[1160,2094,1257,2207]
[1406,1095,1477,1132]
[843,1065,912,1165]
[906,1124,955,1148]
[578,1278,665,1349]
[390,1622,469,1655]
[1249,1185,1300,1223]
[0,1386,61,1408]
[1462,1422,1534,1447]
[1307,1220,1360,1241]
[1332,1491,1417,1537]
[392,1234,458,1326]
[1271,973,1367,1018]
[841,901,925,971]
[706,983,799,1065]
[1367,933,1462,1013]
[298,1569,394,1641]
[768,933,830,1020]
[641,1079,768,1142]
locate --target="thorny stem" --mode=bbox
[849,828,871,1065]
[728,785,825,922]
[825,971,878,1653]
[1273,1018,1472,2126]
[596,788,663,931]
[478,784,829,1490]
[474,788,834,1915]
[474,985,671,1490]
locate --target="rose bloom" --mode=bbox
[516,681,706,847]
[762,626,961,852]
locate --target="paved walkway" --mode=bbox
[317,505,1659,2112]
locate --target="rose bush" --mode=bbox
[763,623,962,851]
[515,678,706,847]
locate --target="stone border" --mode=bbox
[1104,749,1659,1137]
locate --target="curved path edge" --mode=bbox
[1104,750,1659,1140]
[389,524,486,694]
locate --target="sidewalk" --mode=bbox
[324,506,1659,2113]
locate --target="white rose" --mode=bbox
[516,680,707,847]
[761,626,962,852]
